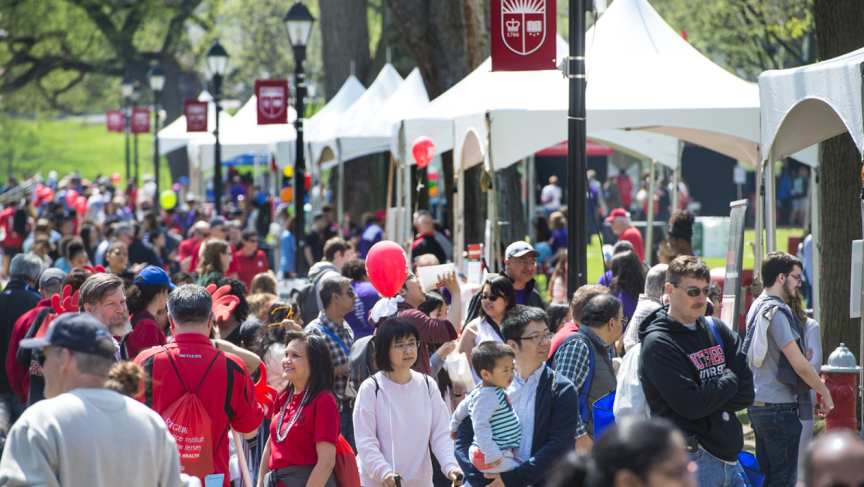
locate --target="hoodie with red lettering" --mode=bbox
[638,305,754,462]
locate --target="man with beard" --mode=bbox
[78,273,131,361]
[744,251,833,486]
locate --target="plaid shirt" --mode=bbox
[307,312,355,398]
[554,337,590,438]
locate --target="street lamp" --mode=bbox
[282,1,315,267]
[206,41,228,215]
[132,86,140,184]
[148,63,166,206]
[121,72,134,184]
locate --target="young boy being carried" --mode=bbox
[449,342,522,473]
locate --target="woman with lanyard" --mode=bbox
[354,318,462,487]
[457,275,516,384]
[257,331,340,487]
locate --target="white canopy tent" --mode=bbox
[314,64,405,168]
[157,91,233,156]
[189,95,297,173]
[758,46,864,327]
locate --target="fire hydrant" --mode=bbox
[819,343,860,432]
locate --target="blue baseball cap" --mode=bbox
[134,266,177,289]
[20,313,116,359]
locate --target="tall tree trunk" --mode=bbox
[386,0,489,98]
[319,0,373,99]
[813,0,864,364]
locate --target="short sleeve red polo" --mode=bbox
[178,237,198,260]
[234,249,269,290]
[135,334,265,487]
[124,310,167,360]
[268,389,340,470]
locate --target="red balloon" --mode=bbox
[365,241,409,298]
[412,136,435,169]
[65,189,79,206]
[41,188,55,202]
[74,196,87,215]
[304,172,311,190]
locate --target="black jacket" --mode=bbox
[454,367,579,487]
[638,306,754,462]
[466,270,547,323]
[128,239,161,267]
[0,281,40,394]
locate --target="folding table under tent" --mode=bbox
[758,46,864,327]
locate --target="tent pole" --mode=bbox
[527,155,536,234]
[457,163,466,273]
[811,161,821,324]
[337,140,344,234]
[755,161,764,282]
[765,158,777,253]
[672,140,683,211]
[402,124,412,250]
[386,154,395,215]
[646,160,656,265]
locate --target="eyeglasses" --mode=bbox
[392,341,419,352]
[246,239,259,244]
[786,273,802,282]
[480,294,501,302]
[518,332,554,344]
[511,259,536,267]
[620,317,629,328]
[337,289,356,298]
[671,283,716,298]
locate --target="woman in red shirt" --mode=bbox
[258,331,339,487]
[122,266,175,360]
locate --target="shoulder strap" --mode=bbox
[705,316,724,354]
[372,374,380,396]
[558,334,593,398]
[485,318,505,342]
[160,347,223,395]
[314,323,350,355]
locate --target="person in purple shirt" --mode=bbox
[608,250,645,322]
[358,210,385,259]
[548,211,568,256]
[340,258,380,338]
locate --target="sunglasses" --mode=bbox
[671,283,716,298]
[480,294,502,302]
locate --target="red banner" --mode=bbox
[491,0,557,72]
[184,100,208,132]
[131,107,151,134]
[106,110,124,133]
[255,79,289,125]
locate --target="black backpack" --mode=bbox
[120,313,156,361]
[291,270,331,324]
[348,335,377,396]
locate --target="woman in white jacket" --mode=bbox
[353,317,463,487]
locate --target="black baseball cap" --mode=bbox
[20,313,116,359]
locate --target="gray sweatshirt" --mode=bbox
[0,388,196,487]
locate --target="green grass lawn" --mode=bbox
[15,118,172,190]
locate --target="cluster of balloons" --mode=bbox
[34,183,54,204]
[365,241,409,298]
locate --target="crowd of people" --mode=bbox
[0,169,847,487]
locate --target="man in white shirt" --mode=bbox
[0,313,197,487]
[540,176,563,216]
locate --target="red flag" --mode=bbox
[131,107,151,134]
[491,0,557,72]
[106,110,124,132]
[184,100,208,132]
[255,79,290,125]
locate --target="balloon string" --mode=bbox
[414,168,425,220]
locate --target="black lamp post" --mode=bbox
[206,41,228,215]
[566,0,589,297]
[131,86,140,184]
[148,63,166,206]
[283,1,315,262]
[121,72,134,184]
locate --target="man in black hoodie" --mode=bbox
[639,255,754,487]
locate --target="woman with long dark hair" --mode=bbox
[458,275,516,383]
[122,266,174,359]
[257,331,341,487]
[547,417,696,487]
[354,318,462,487]
[610,250,645,321]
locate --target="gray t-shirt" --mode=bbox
[753,310,799,403]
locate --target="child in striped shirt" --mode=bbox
[449,342,523,473]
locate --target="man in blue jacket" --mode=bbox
[455,306,579,487]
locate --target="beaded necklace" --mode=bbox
[275,387,310,442]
